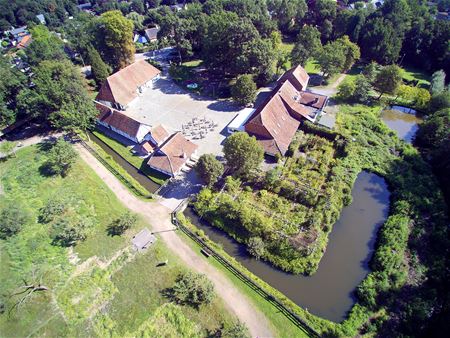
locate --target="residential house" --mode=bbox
[147,132,198,177]
[144,26,160,42]
[96,60,161,110]
[17,35,32,49]
[244,65,328,157]
[36,14,46,25]
[96,102,152,143]
[9,26,28,40]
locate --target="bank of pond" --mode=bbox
[184,171,389,323]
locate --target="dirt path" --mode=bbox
[75,144,274,337]
[312,73,347,97]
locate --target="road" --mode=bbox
[75,143,274,337]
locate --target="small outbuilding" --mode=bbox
[227,108,255,134]
[131,228,157,252]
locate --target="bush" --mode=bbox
[45,139,78,177]
[171,271,215,307]
[107,211,138,236]
[195,154,224,187]
[231,75,257,106]
[0,202,30,239]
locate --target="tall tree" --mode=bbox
[223,132,264,178]
[336,35,360,71]
[45,139,78,177]
[373,64,403,99]
[360,17,402,64]
[231,75,257,106]
[266,0,307,34]
[316,41,346,78]
[17,60,97,133]
[96,10,135,70]
[290,25,322,66]
[87,45,111,87]
[430,70,446,95]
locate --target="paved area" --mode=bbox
[74,143,274,337]
[125,75,241,156]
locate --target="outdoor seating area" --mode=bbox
[181,117,218,140]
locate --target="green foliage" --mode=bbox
[218,320,250,338]
[337,35,360,71]
[290,25,322,66]
[107,212,138,236]
[18,60,97,132]
[45,139,78,177]
[223,132,264,179]
[428,90,450,113]
[337,80,356,101]
[373,64,403,99]
[26,25,66,66]
[430,70,446,95]
[231,75,257,106]
[87,45,111,87]
[247,237,265,259]
[134,303,201,338]
[51,215,91,247]
[0,141,17,158]
[0,201,30,239]
[316,40,346,78]
[96,10,135,70]
[195,154,224,187]
[267,0,307,34]
[171,271,215,307]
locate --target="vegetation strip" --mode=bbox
[79,140,152,199]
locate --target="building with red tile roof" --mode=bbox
[147,132,198,177]
[244,65,328,156]
[96,60,161,110]
[17,34,32,49]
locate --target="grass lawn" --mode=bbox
[182,59,203,68]
[401,65,431,88]
[0,145,238,337]
[91,130,168,185]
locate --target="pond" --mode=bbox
[381,106,423,143]
[184,171,390,322]
[88,132,161,194]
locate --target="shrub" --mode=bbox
[0,202,30,239]
[107,211,138,236]
[45,139,78,177]
[171,271,215,307]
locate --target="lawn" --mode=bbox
[0,145,238,337]
[91,129,168,185]
[401,64,431,88]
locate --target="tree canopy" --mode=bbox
[231,75,257,106]
[195,154,224,187]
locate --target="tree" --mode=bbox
[45,139,78,177]
[316,40,346,78]
[195,154,223,187]
[26,25,66,66]
[17,60,97,133]
[107,212,138,236]
[337,80,356,102]
[231,75,257,106]
[0,202,30,239]
[171,271,215,307]
[0,141,17,158]
[336,35,360,71]
[247,237,265,259]
[430,70,446,95]
[360,17,402,64]
[429,90,450,113]
[290,25,322,66]
[87,45,111,87]
[0,55,27,126]
[223,132,264,178]
[373,64,403,99]
[267,0,307,33]
[96,10,135,70]
[353,75,372,103]
[363,61,379,83]
[51,216,89,246]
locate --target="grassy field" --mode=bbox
[91,130,168,185]
[0,145,238,337]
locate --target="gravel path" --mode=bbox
[75,143,274,337]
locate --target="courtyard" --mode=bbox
[124,74,242,156]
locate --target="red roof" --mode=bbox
[96,102,149,140]
[96,60,161,107]
[245,89,300,156]
[278,65,310,91]
[147,132,198,176]
[17,35,32,49]
[151,124,169,145]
